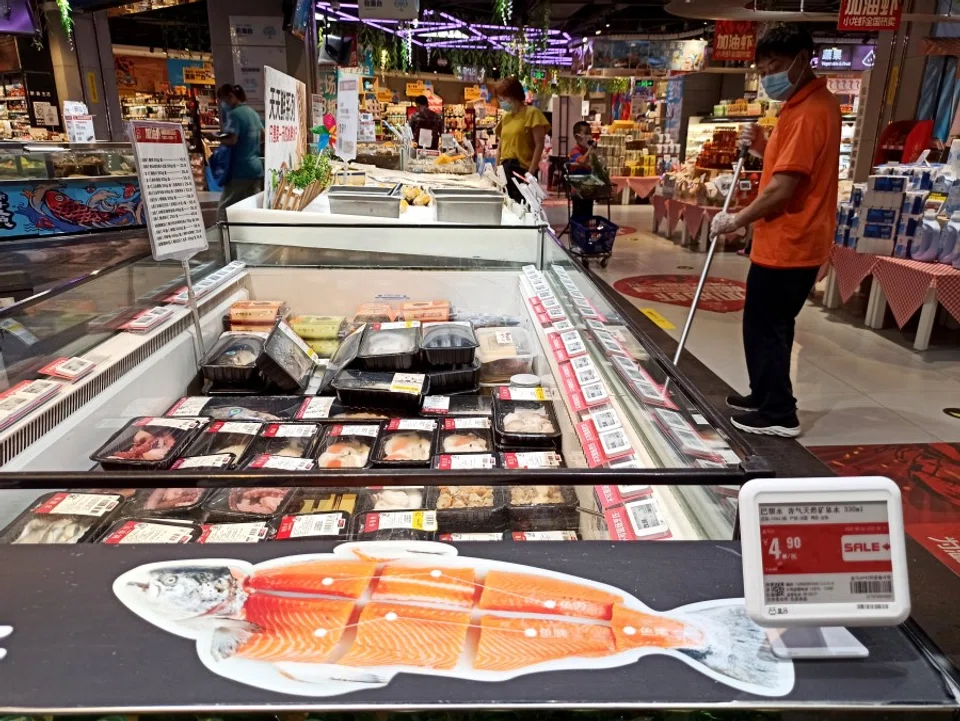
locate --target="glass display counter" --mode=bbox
[0,141,143,240]
[0,231,957,715]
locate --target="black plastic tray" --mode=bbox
[332,370,429,413]
[179,421,262,466]
[314,423,381,469]
[121,488,210,520]
[0,492,125,545]
[420,394,492,417]
[98,517,203,544]
[438,417,494,454]
[371,420,438,468]
[358,326,420,371]
[426,359,481,393]
[257,321,316,392]
[352,509,437,541]
[202,487,298,522]
[199,333,265,384]
[242,422,323,463]
[420,322,479,366]
[492,397,563,451]
[426,485,508,533]
[165,395,303,421]
[506,485,579,531]
[317,324,366,395]
[90,417,208,471]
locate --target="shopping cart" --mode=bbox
[568,215,619,268]
[556,165,614,241]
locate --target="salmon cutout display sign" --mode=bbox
[115,541,796,698]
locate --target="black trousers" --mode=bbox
[502,159,534,203]
[571,197,594,221]
[743,262,820,419]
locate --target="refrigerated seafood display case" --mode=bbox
[0,226,957,715]
[0,141,143,240]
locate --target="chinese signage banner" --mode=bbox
[713,21,756,62]
[838,0,902,31]
[264,66,306,209]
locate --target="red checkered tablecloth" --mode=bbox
[679,201,722,240]
[611,176,660,200]
[872,255,960,327]
[666,198,683,237]
[652,194,668,229]
[829,245,883,302]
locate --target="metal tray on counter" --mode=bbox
[327,184,402,218]
[431,188,505,225]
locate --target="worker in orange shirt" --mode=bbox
[711,25,840,438]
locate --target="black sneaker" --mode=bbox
[731,410,801,438]
[726,393,760,412]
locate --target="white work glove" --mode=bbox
[711,211,740,236]
[739,122,766,158]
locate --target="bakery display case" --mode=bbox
[0,141,143,240]
[0,229,957,715]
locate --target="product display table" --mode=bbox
[866,255,960,350]
[822,245,883,310]
[0,540,955,714]
[652,197,747,252]
[610,176,659,205]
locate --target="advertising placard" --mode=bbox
[712,21,756,62]
[838,0,902,31]
[264,66,306,208]
[129,120,207,261]
[336,72,359,161]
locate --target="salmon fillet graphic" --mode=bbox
[337,602,470,669]
[246,559,376,598]
[612,604,704,649]
[211,594,355,663]
[475,616,617,671]
[478,569,624,620]
[372,564,477,608]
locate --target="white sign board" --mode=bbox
[233,46,287,109]
[63,100,88,116]
[263,66,305,209]
[65,115,95,143]
[739,476,910,628]
[129,120,208,261]
[336,72,359,162]
[357,0,419,20]
[229,16,285,46]
[358,112,376,142]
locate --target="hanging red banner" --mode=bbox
[713,21,756,62]
[838,0,903,32]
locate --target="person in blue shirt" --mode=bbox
[216,83,264,222]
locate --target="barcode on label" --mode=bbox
[850,578,893,595]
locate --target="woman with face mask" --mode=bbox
[215,83,264,223]
[709,24,840,439]
[494,76,550,203]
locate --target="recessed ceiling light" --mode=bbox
[595,29,601,35]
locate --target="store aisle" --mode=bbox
[547,201,960,446]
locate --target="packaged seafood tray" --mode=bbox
[288,315,345,340]
[317,324,366,395]
[372,418,438,467]
[90,417,208,471]
[296,396,391,422]
[290,488,363,517]
[170,453,237,470]
[243,422,323,461]
[197,519,278,543]
[354,302,396,323]
[420,394,493,417]
[332,370,429,413]
[200,377,275,396]
[0,492,125,544]
[426,359,481,394]
[432,453,499,470]
[506,485,580,531]
[199,332,267,384]
[98,517,203,544]
[353,509,438,541]
[273,511,352,541]
[179,420,262,467]
[439,417,494,454]
[203,487,297,522]
[426,485,508,533]
[420,321,478,365]
[165,396,304,421]
[257,321,318,392]
[474,326,537,383]
[121,488,210,520]
[315,423,381,469]
[401,300,450,322]
[366,486,428,511]
[500,450,566,469]
[243,454,316,471]
[492,397,562,451]
[358,325,420,371]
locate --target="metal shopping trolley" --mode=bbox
[567,215,619,268]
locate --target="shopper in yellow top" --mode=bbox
[710,25,840,438]
[495,76,550,202]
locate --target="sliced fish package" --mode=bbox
[1,492,124,544]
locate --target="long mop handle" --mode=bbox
[672,145,750,366]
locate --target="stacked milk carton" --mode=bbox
[895,189,929,258]
[855,174,906,256]
[835,194,859,249]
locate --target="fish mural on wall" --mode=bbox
[0,180,144,237]
[114,541,795,699]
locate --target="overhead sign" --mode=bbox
[712,21,756,62]
[406,81,426,97]
[264,66,306,209]
[357,0,419,21]
[183,64,215,85]
[377,88,395,103]
[229,16,285,46]
[838,0,902,31]
[740,476,911,628]
[336,72,359,161]
[812,44,877,71]
[464,85,481,102]
[129,120,207,261]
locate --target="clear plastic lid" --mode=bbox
[201,333,265,368]
[359,326,419,357]
[420,322,479,349]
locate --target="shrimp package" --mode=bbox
[91,417,209,470]
[492,396,562,451]
[372,418,438,467]
[315,423,382,469]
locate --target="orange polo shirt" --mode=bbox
[751,77,841,269]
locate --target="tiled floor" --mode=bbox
[548,202,960,446]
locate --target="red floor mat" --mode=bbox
[810,443,960,578]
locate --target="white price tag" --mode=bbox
[297,396,335,419]
[421,395,451,414]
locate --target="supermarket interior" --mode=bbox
[4,0,960,716]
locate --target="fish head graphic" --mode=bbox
[128,565,246,620]
[43,190,72,212]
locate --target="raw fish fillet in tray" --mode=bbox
[115,541,794,699]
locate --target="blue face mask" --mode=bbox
[761,54,801,101]
[219,101,231,116]
[500,99,514,112]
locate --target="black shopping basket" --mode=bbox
[569,216,618,267]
